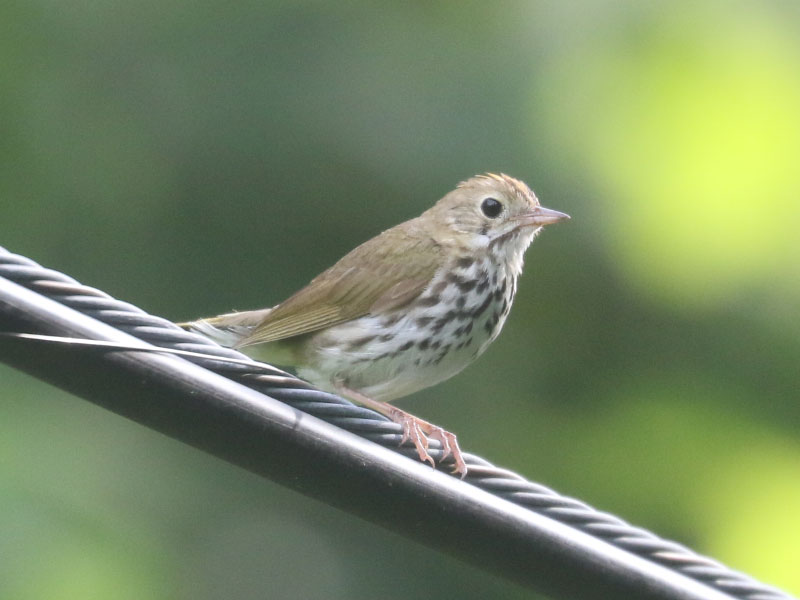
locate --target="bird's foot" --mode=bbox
[336,385,467,477]
[393,407,467,477]
[386,406,467,478]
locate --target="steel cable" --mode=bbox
[0,245,791,600]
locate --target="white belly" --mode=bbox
[298,264,517,402]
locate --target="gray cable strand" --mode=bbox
[0,246,791,600]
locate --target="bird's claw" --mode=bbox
[391,408,467,477]
[335,385,468,477]
[426,427,467,477]
[399,417,435,467]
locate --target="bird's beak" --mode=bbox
[517,205,571,227]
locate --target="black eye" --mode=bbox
[480,197,502,218]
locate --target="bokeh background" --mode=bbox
[2,1,799,598]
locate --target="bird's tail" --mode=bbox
[178,308,273,349]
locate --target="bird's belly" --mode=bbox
[296,280,514,402]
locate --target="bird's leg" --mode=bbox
[335,385,467,478]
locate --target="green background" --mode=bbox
[2,2,799,598]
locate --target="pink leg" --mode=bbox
[336,385,468,478]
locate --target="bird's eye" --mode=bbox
[480,197,503,218]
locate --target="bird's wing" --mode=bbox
[236,222,443,347]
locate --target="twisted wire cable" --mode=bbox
[0,245,791,600]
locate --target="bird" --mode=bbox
[180,173,569,476]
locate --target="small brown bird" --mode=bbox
[182,174,569,476]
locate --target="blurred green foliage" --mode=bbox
[1,2,799,598]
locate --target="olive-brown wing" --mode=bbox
[236,221,442,347]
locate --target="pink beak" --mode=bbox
[518,205,570,227]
